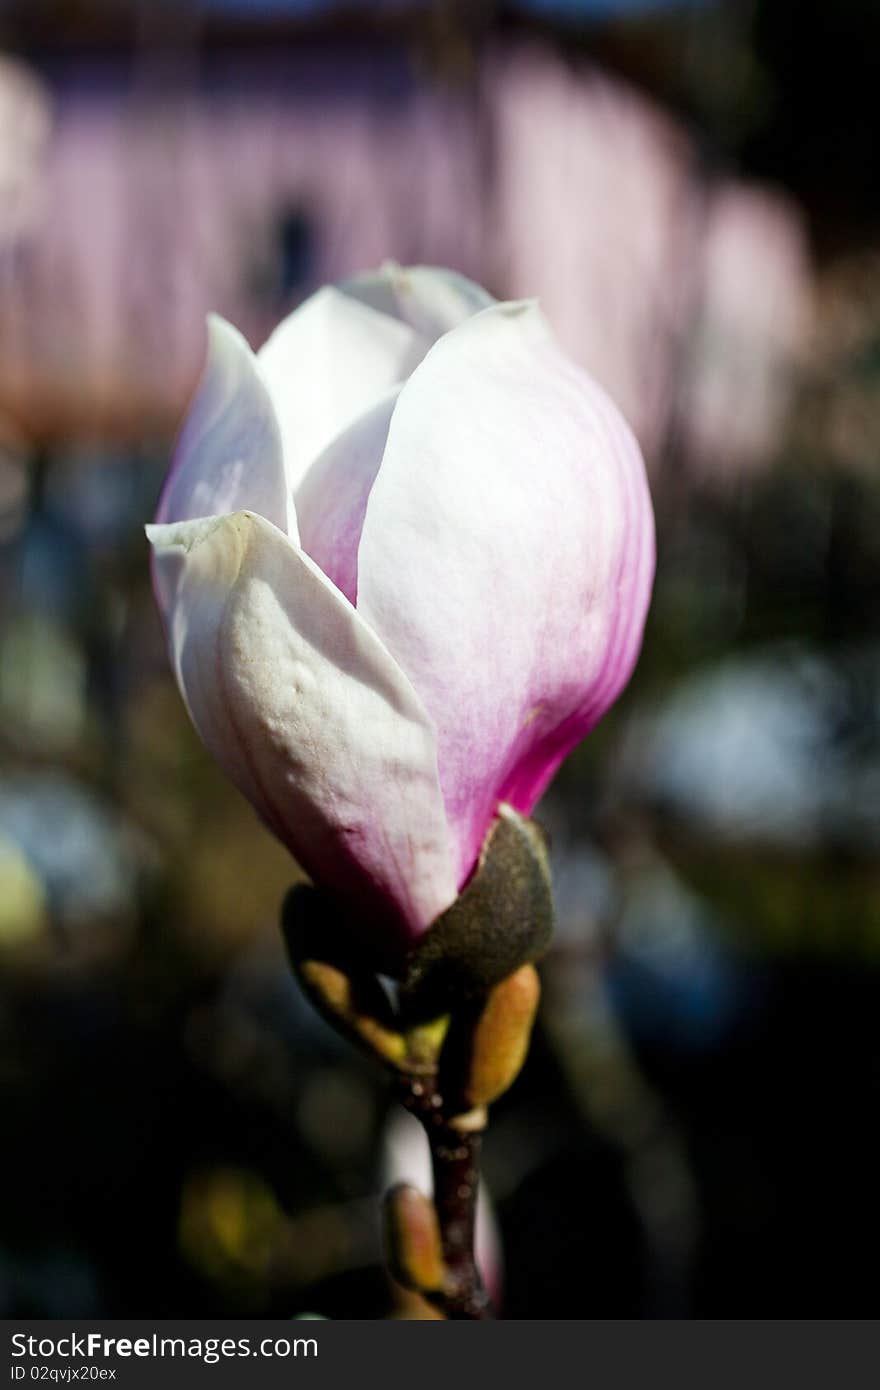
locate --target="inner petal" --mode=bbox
[257,287,428,495]
[295,390,398,606]
[339,264,496,341]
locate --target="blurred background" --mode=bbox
[1,0,879,1319]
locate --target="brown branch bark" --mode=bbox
[397,1075,492,1320]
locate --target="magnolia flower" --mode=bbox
[148,265,654,967]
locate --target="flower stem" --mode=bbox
[429,1123,489,1319]
[398,1075,492,1320]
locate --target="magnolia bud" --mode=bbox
[283,884,406,1069]
[452,964,541,1110]
[148,266,654,977]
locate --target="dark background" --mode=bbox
[1,0,879,1318]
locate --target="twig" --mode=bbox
[398,1074,491,1320]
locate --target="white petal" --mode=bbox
[339,262,495,340]
[156,315,294,548]
[295,389,399,607]
[147,511,457,956]
[257,286,429,493]
[256,266,494,492]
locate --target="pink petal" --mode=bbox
[357,302,655,887]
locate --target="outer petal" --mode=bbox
[256,265,494,492]
[146,511,457,962]
[357,302,655,886]
[155,315,294,541]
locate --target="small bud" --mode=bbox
[383,1184,446,1294]
[297,960,407,1068]
[439,964,541,1112]
[284,885,407,1069]
[404,1015,450,1072]
[459,965,541,1108]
